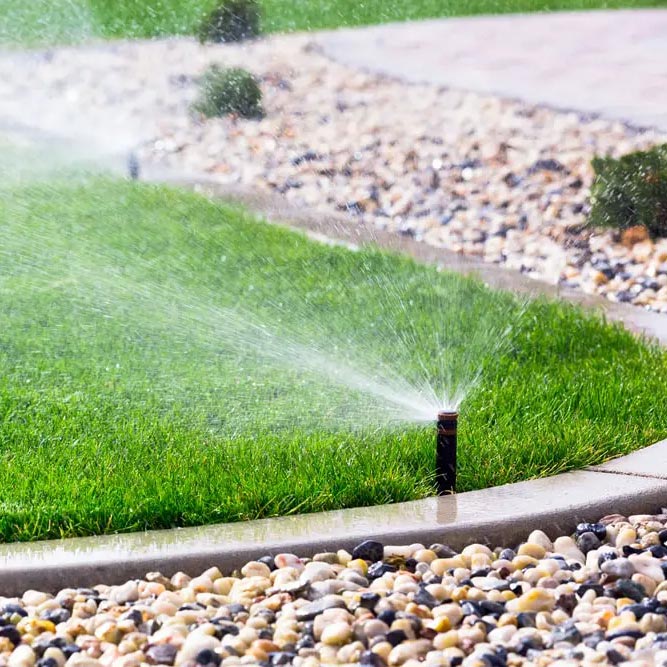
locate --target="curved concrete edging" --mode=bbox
[0,441,666,595]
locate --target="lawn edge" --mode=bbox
[0,441,666,595]
[148,169,667,347]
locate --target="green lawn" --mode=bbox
[2,0,667,46]
[0,176,666,542]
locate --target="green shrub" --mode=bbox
[197,0,260,43]
[589,144,667,238]
[193,65,263,119]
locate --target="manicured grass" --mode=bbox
[1,0,667,46]
[0,176,666,542]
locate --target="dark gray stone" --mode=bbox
[551,620,582,644]
[576,532,601,554]
[295,595,347,621]
[352,540,384,562]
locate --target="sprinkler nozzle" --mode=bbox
[436,410,458,495]
[128,152,140,181]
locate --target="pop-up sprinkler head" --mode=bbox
[128,152,140,181]
[436,410,458,495]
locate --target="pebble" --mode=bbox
[7,645,35,667]
[553,537,585,563]
[109,581,139,605]
[507,589,555,613]
[1,514,667,665]
[352,540,384,563]
[320,621,352,645]
[576,532,601,554]
[527,531,554,551]
[274,553,303,570]
[518,542,546,560]
[241,560,272,579]
[175,634,221,665]
[629,554,665,582]
[296,596,347,621]
[145,644,178,665]
[300,562,336,584]
[602,558,636,580]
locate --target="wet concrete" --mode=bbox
[0,468,666,595]
[590,439,667,479]
[317,10,667,131]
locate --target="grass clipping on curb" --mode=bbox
[0,177,666,542]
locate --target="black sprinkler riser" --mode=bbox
[436,410,458,495]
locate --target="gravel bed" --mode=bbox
[3,512,667,666]
[2,37,667,311]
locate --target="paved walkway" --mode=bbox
[318,9,667,131]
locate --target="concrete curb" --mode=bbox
[0,446,666,595]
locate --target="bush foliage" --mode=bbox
[589,144,667,238]
[193,65,263,119]
[197,0,261,43]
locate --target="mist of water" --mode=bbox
[0,0,530,438]
[0,0,93,47]
[0,239,511,430]
[0,138,522,433]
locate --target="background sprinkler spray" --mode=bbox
[127,152,140,180]
[436,410,458,495]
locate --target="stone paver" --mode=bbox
[318,10,667,131]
